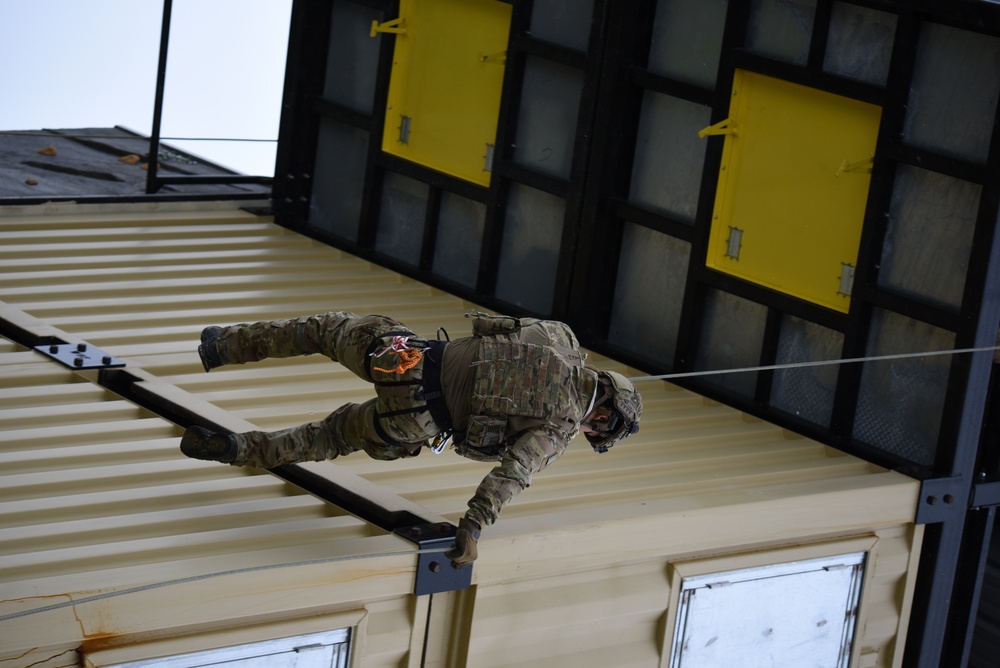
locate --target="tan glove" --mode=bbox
[446,517,481,568]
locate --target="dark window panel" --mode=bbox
[495,183,565,314]
[852,309,955,466]
[904,23,1000,164]
[629,91,712,224]
[823,2,896,86]
[512,57,584,180]
[376,171,429,267]
[324,2,383,115]
[696,288,768,398]
[309,118,370,241]
[746,0,817,66]
[528,0,595,52]
[433,192,487,289]
[879,164,980,310]
[648,0,729,89]
[609,223,691,367]
[771,315,844,427]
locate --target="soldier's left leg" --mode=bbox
[231,398,416,468]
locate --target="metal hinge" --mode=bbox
[838,263,855,297]
[398,115,412,144]
[725,227,743,259]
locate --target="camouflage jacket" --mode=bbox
[440,315,598,528]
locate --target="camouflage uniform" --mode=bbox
[207,311,599,530]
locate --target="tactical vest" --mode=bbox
[456,336,595,462]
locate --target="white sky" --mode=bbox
[0,0,292,176]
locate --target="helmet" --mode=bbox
[584,370,642,453]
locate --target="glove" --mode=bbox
[446,517,481,568]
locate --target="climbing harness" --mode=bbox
[365,331,454,452]
[370,335,423,374]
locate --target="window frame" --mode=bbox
[83,610,367,668]
[660,536,878,668]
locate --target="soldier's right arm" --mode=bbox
[463,423,568,528]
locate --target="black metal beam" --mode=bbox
[146,0,173,195]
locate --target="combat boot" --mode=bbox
[180,426,238,463]
[198,326,224,372]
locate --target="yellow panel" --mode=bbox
[706,70,882,312]
[381,0,512,186]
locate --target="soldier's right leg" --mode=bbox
[200,312,411,379]
[230,399,413,468]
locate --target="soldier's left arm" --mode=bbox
[464,423,569,528]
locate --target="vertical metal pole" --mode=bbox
[147,0,173,194]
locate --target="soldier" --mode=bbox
[180,310,642,567]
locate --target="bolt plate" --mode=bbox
[395,522,473,596]
[916,476,966,524]
[34,343,125,370]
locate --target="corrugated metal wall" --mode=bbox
[0,203,921,667]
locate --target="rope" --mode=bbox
[370,335,424,374]
[1,131,276,143]
[0,546,449,623]
[628,344,1000,382]
[373,348,423,374]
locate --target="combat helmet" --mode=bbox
[584,370,642,453]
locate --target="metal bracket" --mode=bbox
[972,480,1000,508]
[916,476,967,524]
[698,117,739,138]
[835,156,874,177]
[34,342,125,370]
[394,522,473,596]
[370,17,406,37]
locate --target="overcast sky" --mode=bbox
[0,0,292,176]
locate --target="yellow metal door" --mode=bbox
[703,70,881,312]
[379,0,512,187]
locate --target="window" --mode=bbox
[85,612,365,668]
[668,550,867,668]
[96,630,350,668]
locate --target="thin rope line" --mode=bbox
[628,345,1000,382]
[0,547,449,623]
[1,131,277,142]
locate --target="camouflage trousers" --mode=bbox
[207,312,441,468]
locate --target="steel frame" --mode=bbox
[273,1,1000,665]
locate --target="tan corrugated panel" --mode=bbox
[0,203,918,542]
[467,559,670,667]
[0,336,379,584]
[0,203,921,666]
[0,335,418,666]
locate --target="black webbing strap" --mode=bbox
[368,334,453,447]
[418,339,452,432]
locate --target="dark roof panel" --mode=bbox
[0,127,270,200]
